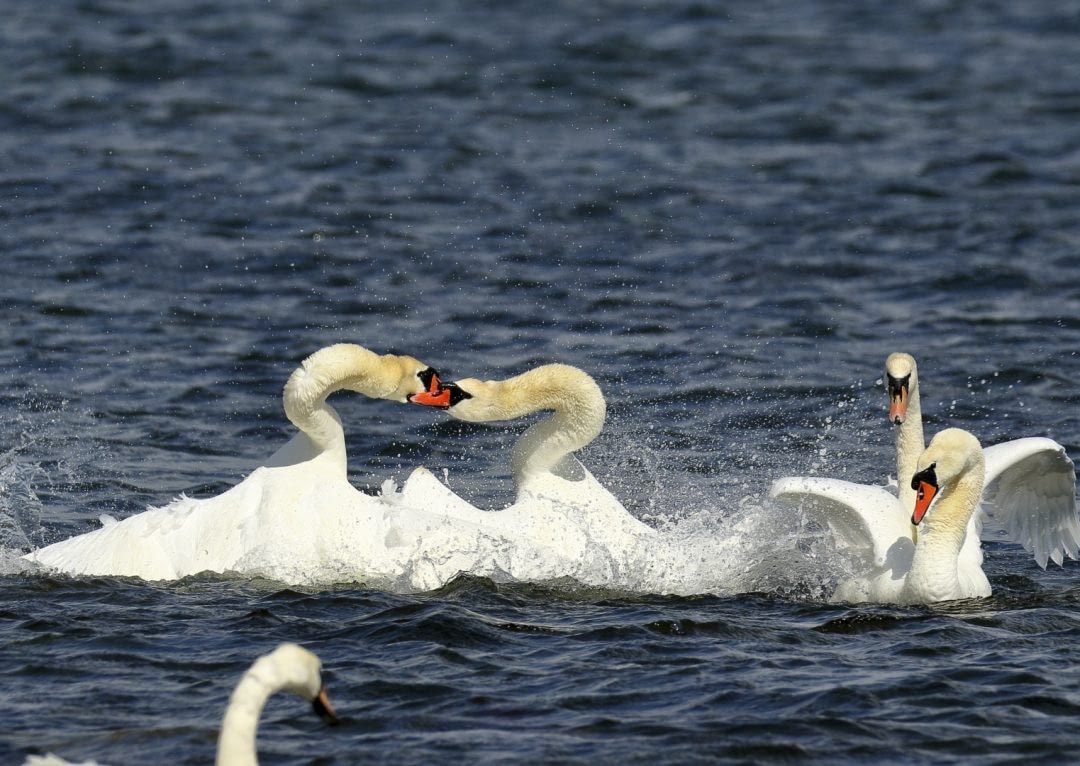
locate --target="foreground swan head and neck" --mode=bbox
[903,428,986,603]
[24,644,336,766]
[411,363,606,486]
[269,343,443,469]
[217,643,336,766]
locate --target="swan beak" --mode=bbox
[911,480,938,525]
[312,687,338,724]
[888,382,908,425]
[408,383,452,409]
[409,381,471,409]
[408,370,451,408]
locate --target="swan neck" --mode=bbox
[906,462,983,600]
[894,382,924,508]
[281,344,400,456]
[498,366,605,484]
[216,663,275,766]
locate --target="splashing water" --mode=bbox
[0,392,106,572]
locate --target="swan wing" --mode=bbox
[980,437,1080,568]
[770,476,910,568]
[398,466,491,525]
[517,458,655,537]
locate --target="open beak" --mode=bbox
[312,687,338,724]
[911,480,938,526]
[408,371,453,409]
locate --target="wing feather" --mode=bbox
[770,476,910,568]
[981,437,1079,568]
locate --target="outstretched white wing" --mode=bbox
[981,437,1080,568]
[770,476,910,569]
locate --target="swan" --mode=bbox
[898,428,990,603]
[846,427,989,600]
[401,363,656,585]
[216,643,337,766]
[774,428,991,604]
[22,643,336,766]
[23,344,446,583]
[770,353,1079,591]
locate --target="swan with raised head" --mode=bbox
[786,428,992,604]
[402,363,656,586]
[216,643,337,766]
[901,429,991,603]
[770,353,1079,593]
[22,643,336,766]
[24,344,447,584]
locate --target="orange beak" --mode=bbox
[408,372,452,409]
[889,385,908,425]
[312,687,338,723]
[911,480,938,525]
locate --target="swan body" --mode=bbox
[24,344,442,583]
[771,353,1079,594]
[781,429,990,604]
[902,428,991,603]
[404,363,656,584]
[22,643,335,766]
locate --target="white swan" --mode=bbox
[22,643,336,766]
[216,643,336,766]
[23,344,445,583]
[401,363,656,585]
[771,353,1079,593]
[900,428,990,603]
[885,352,1079,567]
[773,429,991,604]
[907,427,989,600]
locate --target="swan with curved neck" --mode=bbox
[25,344,449,584]
[216,643,337,766]
[901,428,990,603]
[22,643,336,766]
[414,363,606,486]
[269,342,443,470]
[399,362,655,588]
[771,353,1078,599]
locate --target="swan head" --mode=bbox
[885,352,918,426]
[910,427,982,526]
[261,643,338,723]
[375,355,444,404]
[408,363,604,428]
[408,377,476,413]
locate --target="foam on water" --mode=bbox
[15,446,853,601]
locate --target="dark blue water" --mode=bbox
[5,0,1080,762]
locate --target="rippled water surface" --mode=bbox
[4,0,1080,763]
